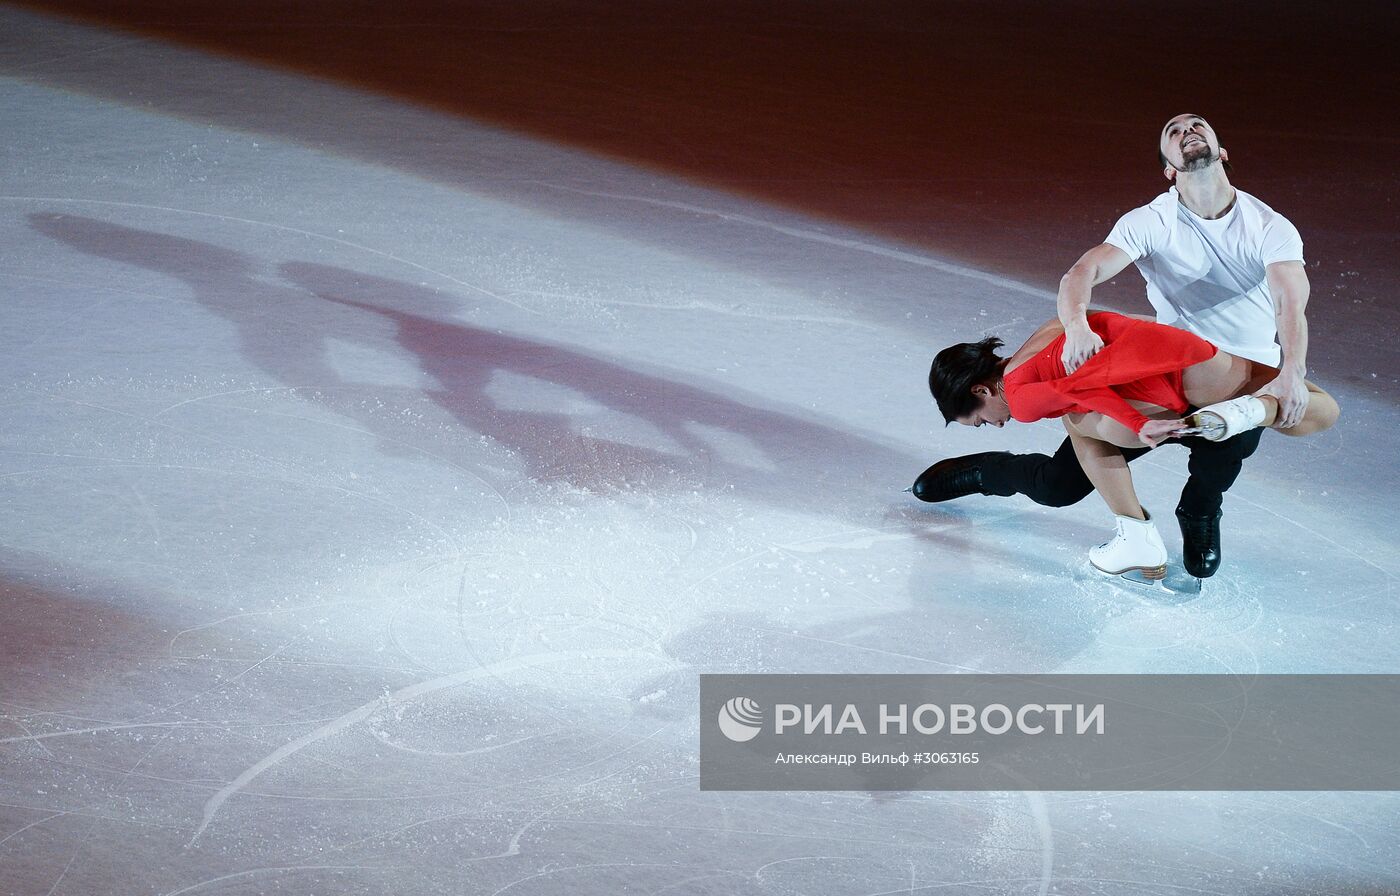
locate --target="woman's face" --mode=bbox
[956,383,1010,428]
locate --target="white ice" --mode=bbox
[1,7,1397,895]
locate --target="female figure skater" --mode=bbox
[928,311,1338,579]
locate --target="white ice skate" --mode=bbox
[1089,511,1168,581]
[1179,396,1267,442]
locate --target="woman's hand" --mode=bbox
[1138,418,1187,448]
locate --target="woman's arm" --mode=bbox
[1007,316,1215,437]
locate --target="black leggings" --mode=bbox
[978,429,1264,516]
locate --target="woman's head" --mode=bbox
[929,337,1011,428]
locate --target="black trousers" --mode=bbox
[978,429,1264,516]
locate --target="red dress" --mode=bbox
[1003,313,1218,435]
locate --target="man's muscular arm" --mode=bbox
[1256,260,1310,428]
[1057,243,1133,372]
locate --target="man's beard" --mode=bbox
[1179,143,1218,171]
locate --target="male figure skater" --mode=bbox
[914,113,1313,579]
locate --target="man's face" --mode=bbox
[1160,114,1222,173]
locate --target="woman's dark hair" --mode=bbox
[928,337,1004,424]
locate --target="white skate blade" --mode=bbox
[1091,563,1203,598]
[1117,567,1203,597]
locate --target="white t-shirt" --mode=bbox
[1104,186,1304,366]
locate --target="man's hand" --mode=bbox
[1138,418,1186,448]
[1061,323,1104,373]
[1255,368,1308,429]
[1057,243,1131,372]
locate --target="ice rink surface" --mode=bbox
[2,4,1399,894]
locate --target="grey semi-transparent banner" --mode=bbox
[699,675,1400,791]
